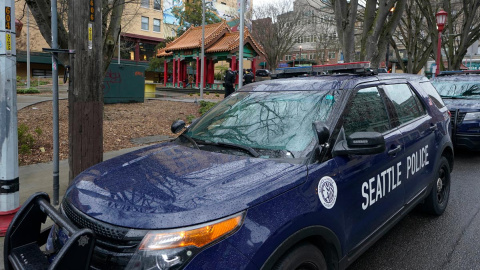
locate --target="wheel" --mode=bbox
[423,156,451,216]
[273,242,327,270]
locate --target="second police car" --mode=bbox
[4,63,454,270]
[431,71,480,150]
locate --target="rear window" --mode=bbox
[420,82,446,108]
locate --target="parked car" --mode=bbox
[5,63,454,270]
[431,72,480,150]
[255,69,270,77]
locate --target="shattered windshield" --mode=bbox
[185,91,337,159]
[432,81,480,98]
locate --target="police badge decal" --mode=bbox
[318,176,337,209]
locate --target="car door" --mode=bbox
[381,83,437,203]
[333,86,405,253]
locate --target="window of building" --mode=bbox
[328,52,336,59]
[141,16,149,31]
[141,0,149,8]
[285,55,292,61]
[154,0,161,10]
[139,43,157,61]
[153,19,161,32]
[120,41,136,60]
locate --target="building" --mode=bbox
[14,0,173,80]
[281,0,339,67]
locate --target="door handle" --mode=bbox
[429,124,438,131]
[388,145,402,156]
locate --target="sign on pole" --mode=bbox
[0,0,19,236]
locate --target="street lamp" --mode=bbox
[435,9,448,76]
[299,46,302,66]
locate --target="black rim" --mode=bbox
[437,164,449,205]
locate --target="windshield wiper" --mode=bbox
[198,140,260,158]
[180,134,200,150]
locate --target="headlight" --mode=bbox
[126,212,245,270]
[463,112,480,121]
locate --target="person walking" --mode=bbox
[224,67,236,98]
[244,69,254,85]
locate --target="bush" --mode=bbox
[214,72,224,81]
[17,88,40,94]
[18,124,35,155]
[18,124,43,156]
[186,114,196,123]
[199,100,217,115]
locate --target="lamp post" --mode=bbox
[435,9,448,76]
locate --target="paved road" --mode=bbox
[349,150,480,269]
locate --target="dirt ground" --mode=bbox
[17,95,222,166]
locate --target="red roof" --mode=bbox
[157,22,264,58]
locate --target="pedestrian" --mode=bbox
[224,67,236,98]
[244,69,254,85]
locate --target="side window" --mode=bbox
[383,84,425,125]
[419,81,446,109]
[343,87,391,135]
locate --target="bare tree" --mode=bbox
[390,0,433,73]
[22,0,138,181]
[305,0,406,67]
[252,0,305,72]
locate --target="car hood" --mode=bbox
[64,142,307,229]
[443,98,480,112]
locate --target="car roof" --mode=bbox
[239,73,428,92]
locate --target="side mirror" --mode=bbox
[333,132,386,156]
[313,121,330,145]
[171,120,186,134]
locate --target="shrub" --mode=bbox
[17,88,40,94]
[18,124,36,155]
[199,100,217,115]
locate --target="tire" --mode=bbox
[273,242,327,270]
[423,156,451,216]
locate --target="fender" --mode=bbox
[261,226,342,270]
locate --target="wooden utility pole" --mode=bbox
[68,0,104,183]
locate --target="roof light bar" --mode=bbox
[312,61,371,73]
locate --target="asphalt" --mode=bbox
[1,85,219,269]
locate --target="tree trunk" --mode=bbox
[68,0,104,183]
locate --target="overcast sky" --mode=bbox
[253,0,281,8]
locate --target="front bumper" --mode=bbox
[454,133,480,150]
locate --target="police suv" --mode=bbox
[431,71,480,150]
[4,63,453,270]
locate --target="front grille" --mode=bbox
[450,110,466,125]
[62,200,146,268]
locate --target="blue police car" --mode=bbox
[4,63,454,270]
[431,72,480,150]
